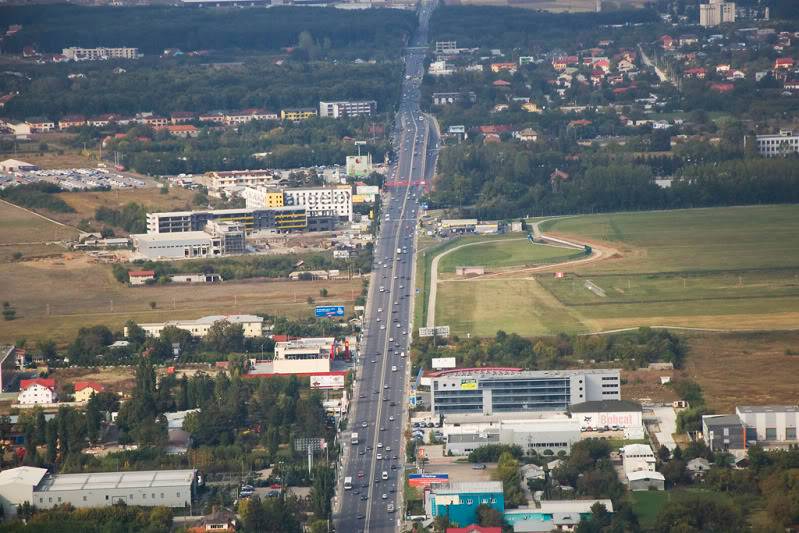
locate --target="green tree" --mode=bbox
[655,491,743,533]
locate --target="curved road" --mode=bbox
[425,218,606,327]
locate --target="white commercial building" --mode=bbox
[736,405,799,443]
[318,100,377,118]
[62,47,140,61]
[442,412,582,456]
[129,314,264,339]
[754,131,799,157]
[283,186,352,222]
[622,443,657,485]
[132,221,245,259]
[208,170,281,194]
[569,400,643,430]
[699,0,735,27]
[430,368,621,417]
[272,337,333,374]
[0,468,195,515]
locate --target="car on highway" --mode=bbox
[361,421,368,427]
[387,503,395,513]
[377,442,383,448]
[357,471,364,478]
[392,365,397,372]
[389,415,395,421]
[376,453,382,460]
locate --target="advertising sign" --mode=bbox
[346,154,372,177]
[418,326,450,338]
[460,378,478,391]
[315,305,345,318]
[408,473,449,487]
[432,357,457,370]
[310,374,345,389]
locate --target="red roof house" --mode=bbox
[20,378,55,391]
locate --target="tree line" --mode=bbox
[1,60,402,121]
[1,5,416,58]
[412,327,685,373]
[430,142,799,219]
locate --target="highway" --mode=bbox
[334,2,437,532]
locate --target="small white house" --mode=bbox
[687,457,711,479]
[18,378,57,405]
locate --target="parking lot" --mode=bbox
[1,167,145,190]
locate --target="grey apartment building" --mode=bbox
[318,100,377,119]
[430,369,621,416]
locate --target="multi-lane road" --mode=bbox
[334,2,438,532]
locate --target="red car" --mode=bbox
[357,471,364,478]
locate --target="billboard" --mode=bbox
[408,473,449,488]
[418,326,450,338]
[315,305,345,318]
[460,378,478,391]
[432,357,457,370]
[346,154,372,177]
[356,185,380,196]
[310,374,345,389]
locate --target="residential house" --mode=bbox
[660,35,674,50]
[447,527,501,533]
[160,125,200,138]
[129,270,156,285]
[678,35,699,47]
[18,378,57,405]
[280,108,317,121]
[490,62,517,74]
[521,102,541,113]
[513,128,539,142]
[58,115,86,130]
[88,114,118,127]
[187,508,237,532]
[617,59,636,73]
[686,458,711,479]
[775,58,794,70]
[198,113,225,124]
[25,118,55,133]
[684,67,707,79]
[170,112,195,124]
[74,381,105,403]
[492,79,511,88]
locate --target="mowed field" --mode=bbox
[0,201,79,262]
[432,205,799,336]
[0,254,362,344]
[438,237,579,274]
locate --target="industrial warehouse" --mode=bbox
[0,468,196,517]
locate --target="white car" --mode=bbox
[377,442,383,448]
[389,415,395,421]
[391,365,397,372]
[376,453,383,460]
[380,325,386,330]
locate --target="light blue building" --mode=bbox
[424,481,504,527]
[504,499,613,532]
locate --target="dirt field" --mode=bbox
[0,253,363,344]
[0,201,78,262]
[50,364,224,396]
[685,331,799,412]
[52,187,195,229]
[618,331,799,412]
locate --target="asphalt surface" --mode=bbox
[333,2,437,532]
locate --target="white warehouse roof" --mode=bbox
[35,469,195,492]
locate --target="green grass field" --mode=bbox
[431,205,799,336]
[540,205,799,273]
[436,279,588,336]
[631,490,670,529]
[0,201,78,262]
[438,238,579,273]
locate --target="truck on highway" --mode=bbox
[351,432,359,445]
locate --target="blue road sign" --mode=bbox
[315,305,345,318]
